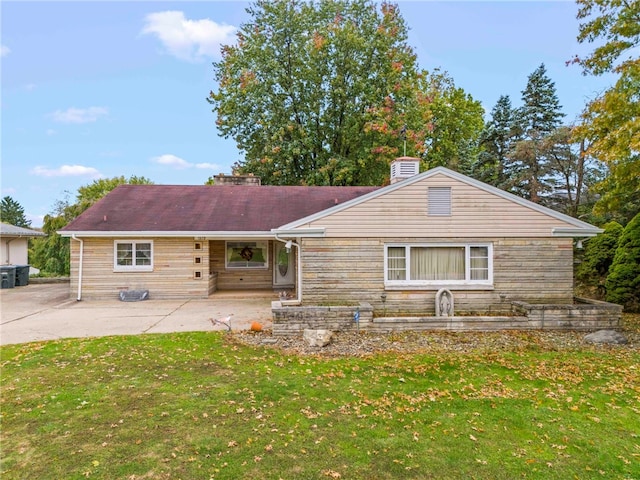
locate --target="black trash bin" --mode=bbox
[1,265,17,289]
[14,265,30,286]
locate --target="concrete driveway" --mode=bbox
[0,283,274,346]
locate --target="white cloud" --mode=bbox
[151,154,191,169]
[30,165,103,178]
[50,107,108,124]
[151,154,219,171]
[141,11,235,62]
[1,45,10,57]
[195,162,219,169]
[46,129,56,136]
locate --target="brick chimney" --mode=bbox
[390,157,420,184]
[212,173,261,186]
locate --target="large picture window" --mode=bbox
[114,241,153,272]
[226,241,269,269]
[385,243,492,287]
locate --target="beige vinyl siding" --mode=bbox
[299,174,577,237]
[209,240,274,290]
[300,237,573,315]
[70,238,210,299]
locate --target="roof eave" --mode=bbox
[58,230,279,238]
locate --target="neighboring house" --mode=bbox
[0,222,46,274]
[59,158,602,317]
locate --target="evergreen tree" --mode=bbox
[473,95,516,187]
[506,64,565,203]
[605,213,640,312]
[0,196,31,227]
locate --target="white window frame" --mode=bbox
[114,240,154,272]
[225,241,269,270]
[384,243,493,290]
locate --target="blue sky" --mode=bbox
[1,1,613,227]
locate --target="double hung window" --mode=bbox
[114,241,153,272]
[385,244,492,287]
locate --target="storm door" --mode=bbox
[273,242,294,287]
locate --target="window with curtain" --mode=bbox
[385,244,491,286]
[114,241,153,271]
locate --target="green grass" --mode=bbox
[1,321,639,480]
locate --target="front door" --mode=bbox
[273,242,294,287]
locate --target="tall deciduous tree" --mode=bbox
[571,0,640,223]
[540,126,606,216]
[0,196,31,228]
[30,176,153,275]
[209,0,431,186]
[420,69,485,174]
[506,64,565,203]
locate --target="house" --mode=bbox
[60,158,614,331]
[0,222,47,275]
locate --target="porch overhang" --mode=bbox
[551,227,603,237]
[270,228,326,237]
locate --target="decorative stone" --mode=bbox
[303,329,334,347]
[584,330,628,345]
[435,288,454,317]
[119,289,149,302]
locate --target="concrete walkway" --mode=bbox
[0,283,274,346]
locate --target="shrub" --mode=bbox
[575,221,623,297]
[606,213,640,311]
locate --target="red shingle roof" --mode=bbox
[61,184,379,232]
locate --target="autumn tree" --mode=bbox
[209,0,433,186]
[30,176,153,275]
[571,0,640,223]
[0,196,31,228]
[506,64,565,203]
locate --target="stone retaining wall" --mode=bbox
[271,302,373,336]
[510,297,622,331]
[271,297,622,335]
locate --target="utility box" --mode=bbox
[14,265,30,286]
[1,266,17,289]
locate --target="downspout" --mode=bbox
[72,235,84,301]
[275,235,302,305]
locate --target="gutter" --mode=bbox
[274,234,302,305]
[71,235,84,301]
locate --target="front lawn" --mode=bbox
[1,316,639,479]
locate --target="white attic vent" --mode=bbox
[390,157,420,184]
[428,187,452,216]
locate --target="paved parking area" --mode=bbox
[0,283,274,345]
